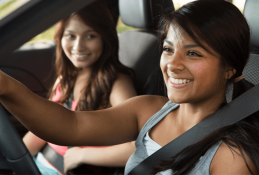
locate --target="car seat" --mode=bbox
[243,0,259,84]
[118,0,174,96]
[226,0,259,103]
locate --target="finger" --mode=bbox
[64,159,68,173]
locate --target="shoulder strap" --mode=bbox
[129,84,259,175]
[41,144,64,174]
[63,92,73,110]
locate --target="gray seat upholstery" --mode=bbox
[118,0,174,95]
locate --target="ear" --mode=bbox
[225,67,236,80]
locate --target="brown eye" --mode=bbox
[188,51,202,57]
[163,47,173,53]
[65,34,75,39]
[87,34,95,39]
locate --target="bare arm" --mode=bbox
[22,77,61,156]
[64,142,136,173]
[23,132,47,157]
[0,71,140,146]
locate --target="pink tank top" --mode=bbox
[48,84,106,156]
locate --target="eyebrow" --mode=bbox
[164,39,173,46]
[164,39,200,49]
[183,44,200,49]
[64,29,95,33]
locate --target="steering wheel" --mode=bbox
[0,104,41,174]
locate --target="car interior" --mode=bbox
[0,0,258,174]
[118,0,173,96]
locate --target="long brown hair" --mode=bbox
[49,0,133,111]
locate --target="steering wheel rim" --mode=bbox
[0,104,41,174]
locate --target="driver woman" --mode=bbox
[0,1,258,174]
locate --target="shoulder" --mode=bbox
[112,73,133,88]
[111,73,134,91]
[210,141,257,175]
[109,95,168,131]
[109,73,137,106]
[131,95,169,130]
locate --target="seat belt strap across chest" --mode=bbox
[129,84,259,175]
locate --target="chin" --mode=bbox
[72,63,89,69]
[167,93,190,104]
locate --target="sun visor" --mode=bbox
[119,0,174,30]
[244,0,259,48]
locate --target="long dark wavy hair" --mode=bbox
[153,1,259,174]
[49,1,133,111]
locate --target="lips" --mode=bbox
[71,53,91,61]
[167,70,193,84]
[170,78,192,85]
[166,70,193,88]
[168,78,193,89]
[72,54,88,58]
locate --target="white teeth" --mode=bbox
[72,54,86,58]
[170,78,192,85]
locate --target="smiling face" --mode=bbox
[161,25,227,104]
[61,16,103,70]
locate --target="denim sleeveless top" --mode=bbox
[125,101,222,175]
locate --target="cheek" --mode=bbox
[160,54,167,69]
[189,62,204,75]
[189,61,222,88]
[90,39,103,54]
[61,38,70,56]
[160,55,169,82]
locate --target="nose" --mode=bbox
[72,38,86,52]
[166,51,185,73]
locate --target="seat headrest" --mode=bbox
[244,0,259,48]
[119,0,174,30]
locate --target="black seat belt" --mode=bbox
[129,84,259,175]
[63,92,73,110]
[42,144,64,174]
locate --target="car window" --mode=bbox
[27,16,138,44]
[27,25,55,44]
[0,0,29,20]
[117,17,138,33]
[173,0,246,12]
[232,0,246,12]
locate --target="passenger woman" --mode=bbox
[22,1,136,174]
[0,0,258,174]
